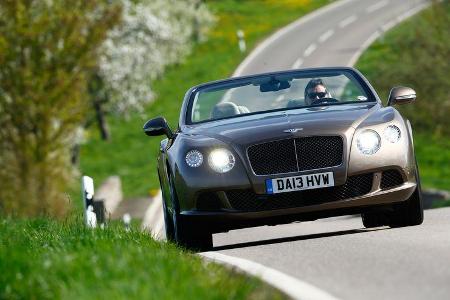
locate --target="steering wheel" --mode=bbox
[311,97,339,106]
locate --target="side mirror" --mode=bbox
[387,86,416,106]
[143,117,173,138]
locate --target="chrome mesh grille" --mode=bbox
[247,136,343,175]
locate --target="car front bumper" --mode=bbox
[179,176,416,233]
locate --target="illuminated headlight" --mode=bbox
[357,129,381,155]
[208,148,235,173]
[185,150,203,167]
[384,125,401,143]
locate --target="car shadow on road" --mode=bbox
[212,227,387,251]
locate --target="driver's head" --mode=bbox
[304,78,331,105]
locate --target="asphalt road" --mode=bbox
[234,0,428,76]
[209,1,448,299]
[213,208,450,300]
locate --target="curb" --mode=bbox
[200,252,340,300]
[141,191,165,240]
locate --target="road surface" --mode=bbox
[234,0,428,76]
[213,208,450,300]
[210,1,449,299]
[138,1,448,299]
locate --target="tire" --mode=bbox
[388,164,424,228]
[361,212,388,228]
[159,172,175,241]
[162,198,175,241]
[168,174,212,251]
[388,184,424,227]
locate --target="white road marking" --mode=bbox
[347,2,430,67]
[367,0,389,14]
[141,191,165,240]
[291,57,304,69]
[200,252,341,300]
[233,0,356,77]
[319,29,335,43]
[153,210,165,240]
[339,14,357,28]
[303,43,317,57]
[381,20,396,32]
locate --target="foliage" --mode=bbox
[0,0,121,216]
[79,0,331,197]
[95,0,214,115]
[357,1,450,137]
[0,217,285,299]
[357,1,450,191]
[414,134,450,190]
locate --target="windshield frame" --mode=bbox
[183,68,379,125]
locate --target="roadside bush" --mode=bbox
[0,0,120,216]
[358,1,450,137]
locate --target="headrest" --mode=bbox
[211,102,240,119]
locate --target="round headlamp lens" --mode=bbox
[208,148,235,173]
[357,129,381,155]
[185,150,203,167]
[384,125,401,143]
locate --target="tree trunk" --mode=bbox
[93,99,110,141]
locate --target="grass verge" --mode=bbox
[0,217,285,299]
[356,4,450,191]
[79,0,331,198]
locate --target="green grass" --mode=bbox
[79,0,331,198]
[414,134,450,191]
[0,217,285,299]
[356,6,450,191]
[432,199,450,209]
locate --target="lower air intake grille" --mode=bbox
[380,169,404,190]
[226,173,373,212]
[196,192,222,211]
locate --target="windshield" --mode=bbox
[189,70,374,124]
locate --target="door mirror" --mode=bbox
[388,86,416,106]
[143,117,173,138]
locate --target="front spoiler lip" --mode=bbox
[180,182,416,220]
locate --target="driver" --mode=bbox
[304,78,332,105]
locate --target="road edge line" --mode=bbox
[141,191,164,239]
[200,252,341,300]
[232,0,355,77]
[346,2,431,67]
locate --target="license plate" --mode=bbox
[266,172,334,194]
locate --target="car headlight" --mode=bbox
[185,150,203,167]
[357,129,381,155]
[208,148,235,173]
[384,125,401,143]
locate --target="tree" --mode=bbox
[0,0,121,216]
[91,0,214,140]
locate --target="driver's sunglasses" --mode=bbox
[307,91,327,99]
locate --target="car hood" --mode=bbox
[183,103,379,145]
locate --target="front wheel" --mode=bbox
[361,212,388,228]
[168,174,212,251]
[388,164,424,227]
[162,198,175,241]
[388,184,423,227]
[159,172,175,241]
